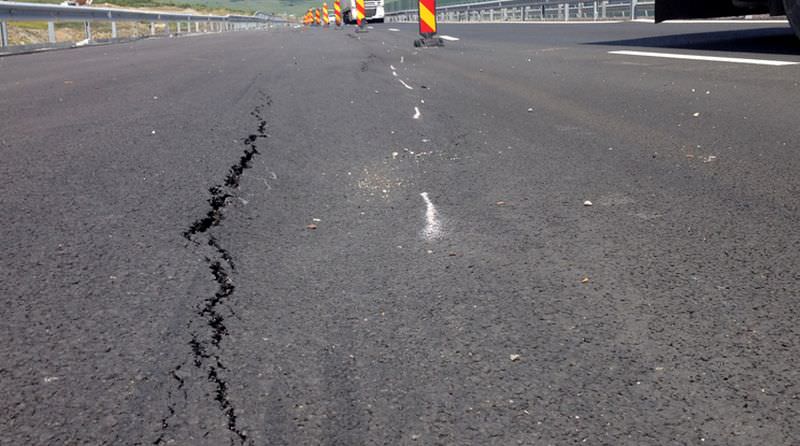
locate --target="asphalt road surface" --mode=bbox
[3,20,800,445]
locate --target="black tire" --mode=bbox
[373,18,384,23]
[783,0,800,40]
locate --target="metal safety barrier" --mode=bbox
[385,0,655,22]
[0,1,285,50]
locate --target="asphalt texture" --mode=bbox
[2,20,800,445]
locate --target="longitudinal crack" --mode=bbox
[154,93,270,445]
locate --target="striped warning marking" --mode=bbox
[439,35,459,41]
[418,0,436,35]
[356,0,365,25]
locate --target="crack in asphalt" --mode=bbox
[154,93,270,446]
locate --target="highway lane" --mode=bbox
[2,21,800,445]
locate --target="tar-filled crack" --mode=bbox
[154,93,270,446]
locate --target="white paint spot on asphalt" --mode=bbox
[393,71,398,77]
[420,192,442,240]
[389,28,400,31]
[413,107,421,119]
[400,56,404,63]
[398,79,414,90]
[609,50,799,66]
[440,35,460,41]
[43,376,60,383]
[390,64,396,70]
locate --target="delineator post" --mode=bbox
[414,0,443,46]
[355,0,367,32]
[334,0,342,27]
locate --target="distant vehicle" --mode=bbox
[329,12,336,23]
[656,0,800,39]
[60,0,92,5]
[342,0,384,23]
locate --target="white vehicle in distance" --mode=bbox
[342,0,384,23]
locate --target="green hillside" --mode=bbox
[151,0,316,16]
[19,0,317,17]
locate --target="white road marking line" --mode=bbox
[420,192,442,240]
[440,35,460,41]
[390,64,396,70]
[413,107,421,119]
[388,28,400,31]
[398,79,414,90]
[393,71,398,77]
[664,19,789,24]
[608,50,799,66]
[441,20,623,24]
[631,18,789,23]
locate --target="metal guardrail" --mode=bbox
[0,1,285,49]
[385,0,655,22]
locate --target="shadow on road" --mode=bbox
[590,27,800,56]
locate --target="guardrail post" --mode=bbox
[564,3,569,20]
[176,21,181,33]
[111,21,117,38]
[0,21,7,48]
[85,21,92,42]
[48,21,56,43]
[150,21,155,35]
[593,1,598,20]
[630,0,637,19]
[195,22,199,32]
[521,5,526,21]
[601,0,607,18]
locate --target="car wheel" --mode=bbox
[783,0,800,39]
